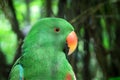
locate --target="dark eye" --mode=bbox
[54,28,60,32]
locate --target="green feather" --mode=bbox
[9,18,76,80]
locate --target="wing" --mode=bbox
[65,73,76,80]
[9,64,24,80]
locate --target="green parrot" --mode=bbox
[9,18,78,80]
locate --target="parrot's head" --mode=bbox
[23,18,78,55]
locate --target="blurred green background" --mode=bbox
[0,0,120,80]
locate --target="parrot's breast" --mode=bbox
[20,50,75,80]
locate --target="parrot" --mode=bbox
[9,18,78,80]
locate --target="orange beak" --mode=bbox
[66,31,78,55]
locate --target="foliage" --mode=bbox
[0,12,17,64]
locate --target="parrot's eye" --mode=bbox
[54,28,60,32]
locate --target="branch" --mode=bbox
[70,0,120,24]
[0,0,24,40]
